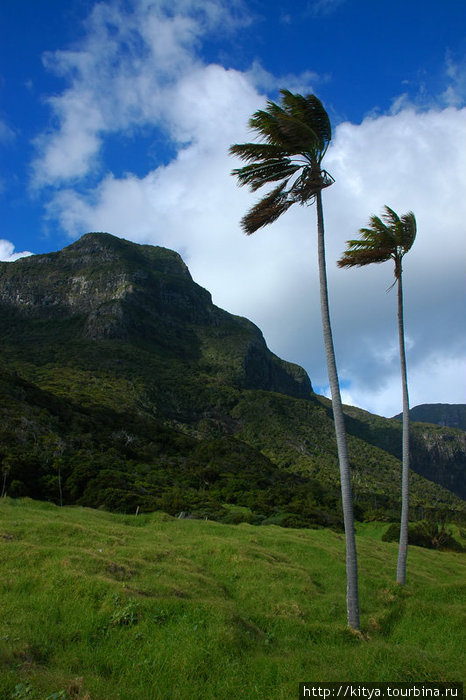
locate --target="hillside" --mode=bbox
[0,232,464,522]
[0,499,464,699]
[393,404,466,431]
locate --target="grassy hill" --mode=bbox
[0,499,465,699]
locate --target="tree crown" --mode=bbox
[229,90,334,234]
[338,206,416,279]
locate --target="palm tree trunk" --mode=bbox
[316,191,360,629]
[396,271,410,585]
[58,466,63,508]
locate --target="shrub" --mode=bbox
[382,521,463,551]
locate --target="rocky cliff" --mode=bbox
[0,232,311,401]
[393,404,466,431]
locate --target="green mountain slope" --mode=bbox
[0,232,464,522]
[344,404,466,500]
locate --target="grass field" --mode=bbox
[0,498,464,699]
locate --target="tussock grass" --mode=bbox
[0,499,464,699]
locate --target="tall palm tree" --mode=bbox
[230,90,360,629]
[338,205,416,586]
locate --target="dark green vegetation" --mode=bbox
[0,233,464,525]
[382,520,464,552]
[0,499,465,699]
[393,404,466,432]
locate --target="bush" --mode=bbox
[382,521,463,551]
[221,510,255,525]
[261,512,308,528]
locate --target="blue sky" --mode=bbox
[1,0,465,416]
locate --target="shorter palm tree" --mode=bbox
[338,205,416,586]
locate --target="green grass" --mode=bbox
[0,499,464,699]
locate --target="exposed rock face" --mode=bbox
[411,428,466,499]
[393,403,466,431]
[0,233,203,320]
[0,232,312,400]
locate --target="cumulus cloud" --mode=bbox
[307,0,347,16]
[33,0,466,417]
[0,120,15,144]
[0,240,33,262]
[441,54,466,107]
[31,0,251,187]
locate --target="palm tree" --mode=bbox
[338,205,416,586]
[230,90,360,629]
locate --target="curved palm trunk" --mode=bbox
[316,192,360,629]
[396,271,410,585]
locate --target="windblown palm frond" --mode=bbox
[231,158,300,192]
[240,182,294,234]
[399,211,417,253]
[337,246,393,268]
[280,90,332,156]
[229,142,289,163]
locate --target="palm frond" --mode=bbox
[249,107,286,146]
[229,142,288,163]
[337,248,392,268]
[358,224,396,249]
[280,90,332,153]
[247,91,332,162]
[380,206,416,254]
[361,216,392,240]
[381,205,401,229]
[232,160,299,192]
[248,109,316,159]
[400,211,417,252]
[240,182,294,235]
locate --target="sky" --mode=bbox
[0,0,465,417]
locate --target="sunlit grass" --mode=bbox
[0,498,464,699]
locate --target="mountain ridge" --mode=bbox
[392,403,466,431]
[0,232,463,521]
[0,232,312,401]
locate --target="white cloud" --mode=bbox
[307,0,346,16]
[31,0,251,187]
[0,120,15,144]
[33,0,466,417]
[336,353,466,418]
[245,60,322,96]
[441,54,466,107]
[0,240,33,262]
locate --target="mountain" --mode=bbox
[393,404,466,431]
[0,232,464,523]
[0,232,311,402]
